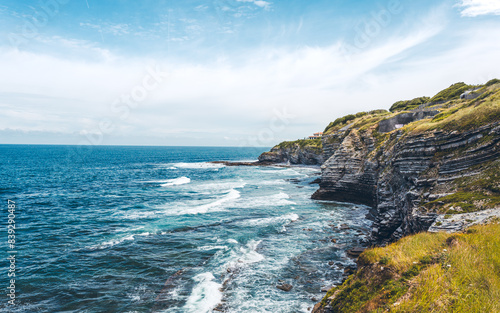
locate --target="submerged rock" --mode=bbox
[276,283,293,292]
[346,247,365,258]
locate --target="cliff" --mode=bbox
[258,139,325,165]
[260,79,500,244]
[313,221,500,313]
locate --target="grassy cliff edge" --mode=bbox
[314,221,500,313]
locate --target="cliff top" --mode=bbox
[319,78,500,138]
[316,220,500,313]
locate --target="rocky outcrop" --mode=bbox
[258,142,324,165]
[311,129,378,208]
[314,121,500,244]
[259,121,500,245]
[258,82,500,245]
[378,109,439,133]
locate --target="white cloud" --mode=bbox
[236,0,271,10]
[80,22,131,36]
[194,5,209,11]
[2,9,500,146]
[35,35,115,61]
[458,0,500,16]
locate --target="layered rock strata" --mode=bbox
[260,120,500,244]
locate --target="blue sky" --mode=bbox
[1,0,500,146]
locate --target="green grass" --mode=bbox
[323,110,388,134]
[430,82,472,103]
[324,112,368,134]
[275,138,323,153]
[424,192,500,214]
[319,222,500,312]
[420,159,500,214]
[485,78,500,87]
[455,159,500,194]
[411,84,500,133]
[390,97,430,112]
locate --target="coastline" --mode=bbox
[253,79,500,312]
[210,159,373,312]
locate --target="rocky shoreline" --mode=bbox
[258,99,500,246]
[255,80,500,312]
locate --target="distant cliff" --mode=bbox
[258,139,324,165]
[259,79,500,244]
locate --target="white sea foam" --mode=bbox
[90,232,151,250]
[172,162,225,169]
[121,211,159,220]
[255,179,287,186]
[237,192,296,208]
[227,239,238,244]
[197,245,228,251]
[239,240,265,264]
[183,272,222,313]
[238,213,299,228]
[195,181,246,193]
[151,163,179,169]
[160,177,191,187]
[258,168,308,176]
[166,189,240,216]
[225,240,265,270]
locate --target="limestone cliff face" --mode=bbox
[372,122,500,243]
[312,129,378,208]
[312,121,500,244]
[259,82,500,244]
[259,120,500,244]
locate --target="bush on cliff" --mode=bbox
[389,96,431,112]
[319,222,500,313]
[324,110,389,134]
[430,82,472,103]
[413,83,500,132]
[275,138,323,153]
[485,78,500,87]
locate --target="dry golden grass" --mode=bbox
[394,223,500,312]
[361,232,450,272]
[410,84,500,134]
[325,222,500,313]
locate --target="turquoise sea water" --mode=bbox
[0,145,371,313]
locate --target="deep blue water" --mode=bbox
[0,145,371,313]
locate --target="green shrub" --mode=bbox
[485,78,500,87]
[430,82,471,103]
[390,96,431,112]
[324,110,389,134]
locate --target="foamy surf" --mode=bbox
[183,272,222,313]
[166,189,241,215]
[226,240,265,270]
[237,213,300,228]
[197,245,229,251]
[89,232,152,250]
[194,181,246,193]
[238,192,296,208]
[160,177,191,187]
[172,162,225,169]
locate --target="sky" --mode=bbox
[1,0,500,147]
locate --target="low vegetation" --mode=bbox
[323,110,389,134]
[421,159,500,214]
[424,192,500,214]
[321,222,500,312]
[389,96,430,112]
[429,82,472,103]
[275,138,323,153]
[411,82,500,133]
[455,159,500,194]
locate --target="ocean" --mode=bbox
[0,145,371,313]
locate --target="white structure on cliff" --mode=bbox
[308,132,323,139]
